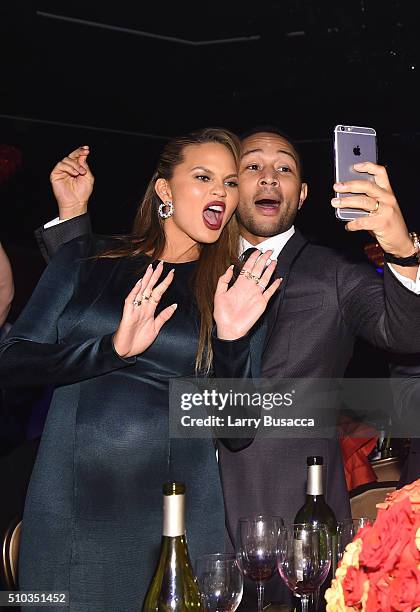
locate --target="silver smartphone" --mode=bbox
[334,125,377,221]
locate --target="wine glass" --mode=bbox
[277,523,331,612]
[337,517,371,562]
[195,553,243,611]
[236,515,284,612]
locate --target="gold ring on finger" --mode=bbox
[239,269,253,281]
[141,293,151,301]
[251,274,260,284]
[133,299,141,307]
[150,292,160,304]
[371,200,380,214]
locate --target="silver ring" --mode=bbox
[257,281,266,290]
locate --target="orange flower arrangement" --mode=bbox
[325,479,420,611]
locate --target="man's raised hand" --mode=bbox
[50,145,94,220]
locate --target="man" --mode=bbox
[36,130,420,607]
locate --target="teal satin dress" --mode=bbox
[0,236,251,611]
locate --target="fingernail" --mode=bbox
[332,198,340,205]
[136,278,142,284]
[267,259,272,265]
[229,264,235,269]
[148,264,152,269]
[158,260,163,266]
[170,268,175,273]
[172,303,178,310]
[334,182,345,188]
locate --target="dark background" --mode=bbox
[1,0,419,319]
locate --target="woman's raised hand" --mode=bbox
[113,262,178,358]
[50,145,94,219]
[213,249,281,340]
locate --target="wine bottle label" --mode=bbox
[307,465,323,496]
[294,539,304,581]
[163,494,185,537]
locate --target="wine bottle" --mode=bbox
[143,482,203,611]
[294,456,338,573]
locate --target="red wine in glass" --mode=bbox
[236,516,284,612]
[241,555,277,582]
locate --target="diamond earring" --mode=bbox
[158,200,174,219]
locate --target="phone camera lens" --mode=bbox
[340,126,345,131]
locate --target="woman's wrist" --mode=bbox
[215,325,249,341]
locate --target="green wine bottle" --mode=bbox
[142,482,203,612]
[294,456,338,574]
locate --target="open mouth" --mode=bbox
[254,198,281,215]
[202,202,226,230]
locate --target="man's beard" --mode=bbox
[235,201,297,238]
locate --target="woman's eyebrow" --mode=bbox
[190,165,213,173]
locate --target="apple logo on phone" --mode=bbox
[353,145,361,156]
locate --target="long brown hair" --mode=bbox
[100,127,241,372]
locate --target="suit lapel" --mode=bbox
[262,229,308,352]
[249,317,267,378]
[249,230,308,375]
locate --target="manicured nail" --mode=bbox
[136,278,142,284]
[267,259,272,265]
[82,145,89,149]
[332,198,340,205]
[171,303,178,310]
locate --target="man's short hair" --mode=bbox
[240,125,303,178]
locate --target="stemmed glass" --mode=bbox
[337,517,371,562]
[277,523,331,612]
[236,516,284,612]
[195,553,243,611]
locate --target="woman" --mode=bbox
[0,128,280,611]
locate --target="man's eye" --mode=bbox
[277,166,291,173]
[195,175,210,181]
[246,164,259,171]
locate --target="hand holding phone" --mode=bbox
[333,125,377,221]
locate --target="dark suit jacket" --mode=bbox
[35,215,420,607]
